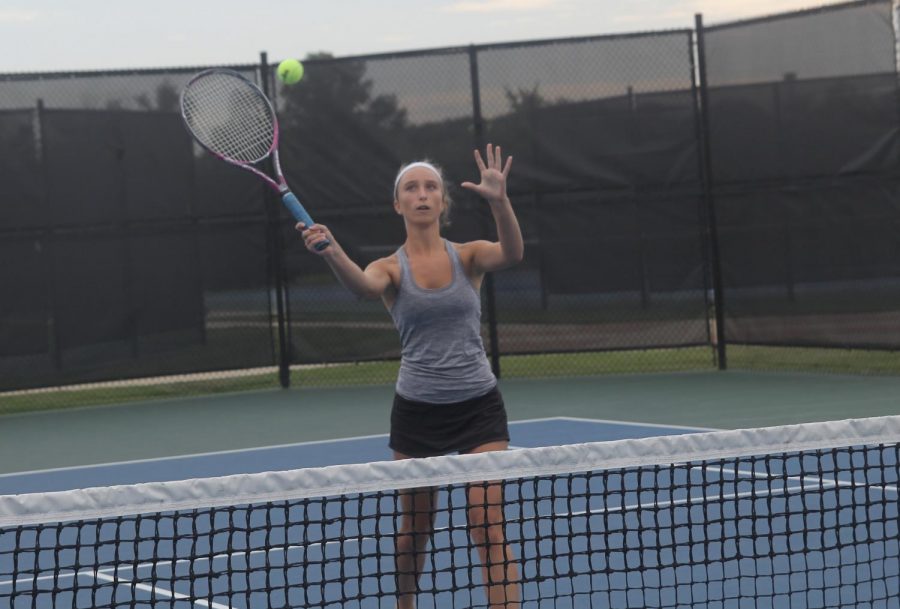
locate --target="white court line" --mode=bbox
[568,484,805,517]
[704,463,900,495]
[0,417,703,479]
[92,570,233,609]
[0,529,374,609]
[564,463,899,518]
[1,536,375,590]
[553,416,720,432]
[0,433,393,479]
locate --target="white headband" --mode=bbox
[394,162,443,196]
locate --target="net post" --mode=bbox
[693,14,728,370]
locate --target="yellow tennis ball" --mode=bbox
[277,59,304,85]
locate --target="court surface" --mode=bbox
[5,444,896,609]
[2,421,897,607]
[0,416,710,495]
[3,370,900,479]
[1,371,899,607]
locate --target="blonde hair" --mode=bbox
[394,160,453,227]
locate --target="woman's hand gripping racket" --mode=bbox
[180,68,329,250]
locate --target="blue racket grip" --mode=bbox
[283,191,330,251]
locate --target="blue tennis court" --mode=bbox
[0,417,709,495]
[2,416,898,608]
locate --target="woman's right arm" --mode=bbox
[297,223,392,300]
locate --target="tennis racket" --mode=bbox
[180,68,329,250]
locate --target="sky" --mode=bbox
[1,0,850,74]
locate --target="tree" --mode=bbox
[275,53,411,216]
[504,83,546,116]
[279,52,407,131]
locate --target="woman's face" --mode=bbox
[394,167,445,224]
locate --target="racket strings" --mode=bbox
[182,72,276,163]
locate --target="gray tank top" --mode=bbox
[390,240,496,403]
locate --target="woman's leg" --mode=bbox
[393,451,438,609]
[464,441,520,609]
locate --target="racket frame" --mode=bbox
[180,68,328,249]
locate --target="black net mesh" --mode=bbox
[2,419,898,608]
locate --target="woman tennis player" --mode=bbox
[298,143,523,608]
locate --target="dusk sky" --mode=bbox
[1,1,849,73]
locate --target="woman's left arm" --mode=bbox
[461,144,524,273]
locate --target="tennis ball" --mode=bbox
[277,59,304,85]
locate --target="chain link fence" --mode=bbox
[701,0,900,371]
[1,0,898,412]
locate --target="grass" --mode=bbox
[1,345,898,417]
[727,345,900,376]
[0,373,281,416]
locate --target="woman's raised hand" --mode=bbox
[460,143,512,204]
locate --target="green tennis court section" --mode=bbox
[2,364,900,474]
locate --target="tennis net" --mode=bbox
[1,415,898,608]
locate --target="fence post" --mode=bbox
[35,98,63,372]
[694,14,728,370]
[468,44,502,378]
[259,51,292,389]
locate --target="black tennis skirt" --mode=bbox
[389,385,510,458]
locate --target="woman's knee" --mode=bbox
[398,517,434,550]
[467,505,504,540]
